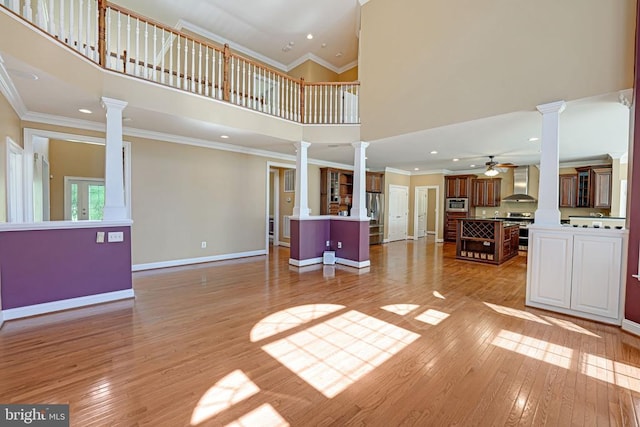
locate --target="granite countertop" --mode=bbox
[568,215,625,219]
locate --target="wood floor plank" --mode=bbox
[1,241,640,426]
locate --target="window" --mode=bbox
[284,169,295,193]
[64,177,105,221]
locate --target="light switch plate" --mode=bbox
[96,232,105,243]
[108,231,124,242]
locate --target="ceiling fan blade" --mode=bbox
[495,163,518,168]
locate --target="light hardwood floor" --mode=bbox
[1,241,639,426]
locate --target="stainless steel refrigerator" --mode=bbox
[366,192,384,245]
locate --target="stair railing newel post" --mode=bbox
[223,44,231,102]
[299,78,305,124]
[98,0,107,67]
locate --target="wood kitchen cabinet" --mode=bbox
[455,218,519,264]
[320,167,353,215]
[471,178,501,207]
[445,211,467,242]
[445,175,473,198]
[366,172,384,193]
[559,174,577,208]
[575,165,612,208]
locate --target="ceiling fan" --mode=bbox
[484,155,518,176]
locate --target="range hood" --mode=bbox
[503,166,537,202]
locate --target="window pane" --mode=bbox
[71,183,78,221]
[88,184,105,220]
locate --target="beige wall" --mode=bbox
[48,139,105,220]
[338,66,358,82]
[408,173,444,241]
[359,0,635,141]
[0,92,22,222]
[288,60,339,82]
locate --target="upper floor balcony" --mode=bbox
[1,0,360,146]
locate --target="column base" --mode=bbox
[534,208,561,226]
[102,206,128,221]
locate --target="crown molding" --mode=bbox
[412,169,449,176]
[384,167,411,176]
[176,19,289,72]
[0,54,28,117]
[22,111,105,132]
[359,0,371,5]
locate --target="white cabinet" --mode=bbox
[526,227,626,325]
[571,235,622,320]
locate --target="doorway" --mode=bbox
[388,185,408,242]
[64,177,105,220]
[414,185,440,242]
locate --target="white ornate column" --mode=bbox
[293,141,311,217]
[101,97,128,220]
[351,141,370,219]
[535,100,566,226]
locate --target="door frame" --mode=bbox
[413,185,440,241]
[63,176,106,220]
[6,137,26,222]
[387,184,409,242]
[265,161,295,251]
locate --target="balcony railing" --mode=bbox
[3,0,360,124]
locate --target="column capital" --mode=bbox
[294,141,311,150]
[101,97,128,111]
[351,141,370,149]
[536,100,566,115]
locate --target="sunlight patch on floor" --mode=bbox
[250,304,345,342]
[433,291,446,299]
[484,302,551,325]
[261,310,420,398]
[541,316,600,337]
[224,403,289,427]
[415,309,450,326]
[191,370,260,425]
[492,330,573,369]
[581,354,640,393]
[381,304,420,315]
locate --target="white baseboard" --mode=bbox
[622,319,640,337]
[289,257,323,267]
[427,231,436,235]
[0,311,3,329]
[436,238,444,243]
[278,241,291,248]
[383,239,389,243]
[408,235,415,240]
[132,249,267,271]
[336,258,371,268]
[2,289,135,321]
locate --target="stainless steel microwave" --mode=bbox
[446,198,469,212]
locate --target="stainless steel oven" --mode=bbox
[446,198,469,212]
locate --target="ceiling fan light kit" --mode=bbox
[484,168,500,177]
[484,155,517,176]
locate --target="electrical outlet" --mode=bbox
[96,232,105,243]
[337,242,342,249]
[107,231,124,242]
[201,241,207,249]
[326,240,330,247]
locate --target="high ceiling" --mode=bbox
[111,0,360,72]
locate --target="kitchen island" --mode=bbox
[456,218,520,264]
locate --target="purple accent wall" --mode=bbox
[0,226,132,309]
[330,220,370,262]
[625,5,640,324]
[290,218,369,265]
[290,219,330,260]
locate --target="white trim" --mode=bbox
[414,185,440,243]
[0,219,132,232]
[6,136,25,222]
[289,257,323,267]
[287,53,356,75]
[622,319,640,337]
[336,60,358,75]
[359,0,370,5]
[383,238,390,243]
[132,249,267,271]
[22,111,105,133]
[277,241,290,248]
[436,238,444,243]
[336,258,370,268]
[385,167,412,176]
[413,169,450,176]
[408,235,416,240]
[0,53,28,116]
[2,289,135,321]
[525,300,621,326]
[177,19,289,72]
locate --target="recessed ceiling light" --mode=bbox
[220,135,229,139]
[430,150,438,154]
[470,164,476,168]
[335,52,343,57]
[529,137,539,142]
[122,117,132,122]
[321,43,327,48]
[306,33,314,40]
[365,156,368,160]
[288,41,295,46]
[452,158,459,162]
[79,108,92,114]
[414,168,419,171]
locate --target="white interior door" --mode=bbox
[388,185,408,242]
[417,188,428,238]
[7,138,24,223]
[64,177,105,220]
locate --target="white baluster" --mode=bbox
[116,11,122,71]
[204,47,209,96]
[23,0,33,22]
[87,0,92,59]
[236,58,240,104]
[169,32,174,86]
[183,36,188,89]
[217,50,222,98]
[153,26,157,81]
[198,43,202,94]
[106,9,112,64]
[35,0,44,29]
[135,18,140,76]
[190,39,195,92]
[58,0,65,43]
[69,0,74,49]
[176,36,181,87]
[144,22,148,78]
[160,29,165,83]
[48,0,55,34]
[79,0,85,54]
[126,15,131,73]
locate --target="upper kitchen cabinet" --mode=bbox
[366,172,384,193]
[445,175,474,198]
[559,174,577,208]
[471,178,502,207]
[575,165,612,209]
[320,168,353,215]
